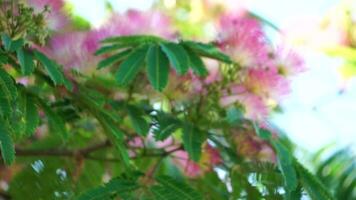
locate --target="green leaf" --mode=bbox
[0,68,17,117]
[182,41,232,63]
[9,39,24,52]
[97,49,131,69]
[151,176,203,200]
[95,111,130,167]
[0,95,12,117]
[225,107,243,125]
[153,112,181,141]
[127,106,149,136]
[160,42,189,75]
[96,112,124,140]
[17,48,35,75]
[230,169,264,199]
[146,45,170,91]
[296,162,335,200]
[186,49,208,76]
[256,128,272,140]
[182,124,206,162]
[115,45,148,86]
[62,76,74,91]
[34,50,64,85]
[95,44,129,55]
[115,142,130,168]
[0,122,15,165]
[77,178,139,200]
[314,148,356,200]
[0,68,17,99]
[285,185,303,200]
[19,93,39,136]
[1,34,24,52]
[0,53,8,64]
[271,140,298,192]
[102,35,164,45]
[1,34,12,51]
[41,103,67,138]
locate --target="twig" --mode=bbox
[12,143,183,163]
[15,140,111,158]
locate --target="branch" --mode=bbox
[15,140,111,158]
[13,143,183,163]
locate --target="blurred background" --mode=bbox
[65,0,355,154]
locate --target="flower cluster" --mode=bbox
[215,13,305,122]
[24,0,305,178]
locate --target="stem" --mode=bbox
[15,140,111,158]
[12,143,183,163]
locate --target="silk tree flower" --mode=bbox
[233,130,276,162]
[220,93,269,121]
[242,68,290,100]
[27,0,68,30]
[105,9,175,39]
[172,144,222,178]
[39,32,95,69]
[31,9,175,70]
[273,46,306,76]
[220,68,289,121]
[217,13,269,68]
[190,59,221,93]
[82,9,176,54]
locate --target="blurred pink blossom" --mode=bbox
[27,0,68,30]
[173,150,202,177]
[243,68,290,99]
[39,33,94,69]
[217,13,269,67]
[172,144,222,178]
[220,93,269,121]
[274,46,306,76]
[34,9,175,70]
[233,131,276,162]
[82,9,176,54]
[220,68,289,121]
[190,59,221,93]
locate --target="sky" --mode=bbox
[66,0,355,153]
[242,0,356,153]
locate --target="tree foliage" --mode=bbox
[0,1,343,200]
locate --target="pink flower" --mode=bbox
[274,46,306,76]
[219,68,289,121]
[173,150,202,177]
[28,0,64,10]
[100,9,175,39]
[127,136,145,157]
[172,144,222,178]
[204,144,222,165]
[81,9,176,54]
[39,33,95,69]
[204,60,221,84]
[243,68,290,99]
[220,93,269,121]
[27,0,68,30]
[233,131,276,162]
[16,77,30,86]
[217,13,269,67]
[220,68,290,103]
[82,29,112,54]
[128,137,144,148]
[190,59,221,93]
